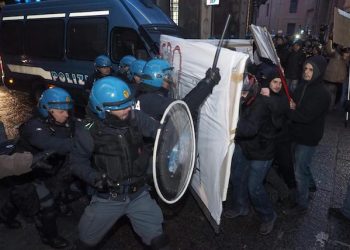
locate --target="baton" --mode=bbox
[212,14,231,69]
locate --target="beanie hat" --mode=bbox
[256,63,280,88]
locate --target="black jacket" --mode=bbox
[137,77,217,121]
[235,92,287,161]
[288,55,331,146]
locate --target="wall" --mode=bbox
[256,0,320,35]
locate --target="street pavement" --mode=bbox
[0,87,350,249]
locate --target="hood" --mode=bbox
[303,55,327,84]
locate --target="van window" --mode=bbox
[0,21,24,55]
[67,17,108,61]
[25,19,64,59]
[110,27,149,62]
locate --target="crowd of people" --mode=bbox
[223,34,350,235]
[0,34,350,249]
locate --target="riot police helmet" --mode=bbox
[119,55,137,68]
[129,59,147,81]
[95,55,112,68]
[89,76,134,119]
[141,59,174,88]
[38,87,73,117]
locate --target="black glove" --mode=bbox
[94,173,113,192]
[204,67,221,87]
[31,150,55,172]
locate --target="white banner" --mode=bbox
[160,35,250,225]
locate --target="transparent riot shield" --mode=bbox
[152,100,196,204]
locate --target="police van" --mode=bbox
[0,0,180,104]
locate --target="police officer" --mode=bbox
[85,55,115,90]
[5,87,76,248]
[129,59,147,84]
[129,59,147,97]
[116,55,136,82]
[70,76,169,249]
[137,58,221,121]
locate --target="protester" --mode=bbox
[225,62,288,235]
[288,55,330,214]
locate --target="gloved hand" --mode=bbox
[31,150,55,172]
[204,67,221,87]
[94,173,113,192]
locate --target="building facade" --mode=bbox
[156,0,250,39]
[256,0,347,36]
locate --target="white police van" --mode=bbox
[0,0,180,104]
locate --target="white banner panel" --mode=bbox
[160,35,249,225]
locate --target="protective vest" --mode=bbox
[88,117,147,184]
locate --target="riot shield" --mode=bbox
[152,100,196,204]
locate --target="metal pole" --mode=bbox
[212,14,231,69]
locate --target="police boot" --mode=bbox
[0,200,21,229]
[150,233,170,250]
[35,208,69,249]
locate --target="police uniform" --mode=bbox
[70,109,165,247]
[137,59,220,121]
[0,87,75,249]
[15,114,77,247]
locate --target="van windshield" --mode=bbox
[139,24,182,55]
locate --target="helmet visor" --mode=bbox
[103,95,135,110]
[47,101,73,110]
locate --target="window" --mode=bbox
[24,19,64,59]
[67,17,108,61]
[289,0,298,13]
[287,23,296,35]
[110,27,148,62]
[170,0,179,25]
[0,21,24,55]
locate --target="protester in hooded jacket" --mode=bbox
[266,71,297,207]
[288,55,330,214]
[224,62,289,235]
